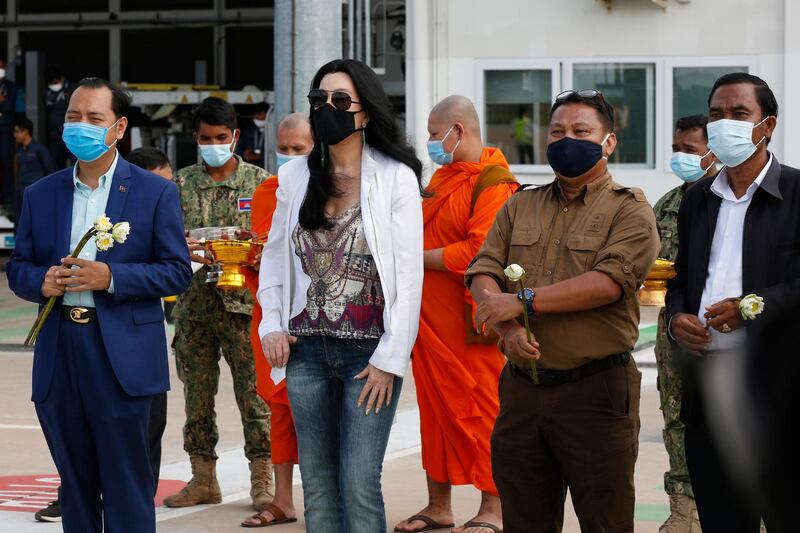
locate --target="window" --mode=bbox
[20,0,107,13]
[121,0,212,9]
[121,28,214,85]
[572,62,656,168]
[475,60,558,172]
[484,70,552,166]
[226,26,273,90]
[672,66,748,126]
[20,30,109,82]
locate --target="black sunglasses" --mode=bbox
[307,89,362,111]
[556,89,606,103]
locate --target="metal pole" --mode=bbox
[274,0,342,143]
[25,51,45,142]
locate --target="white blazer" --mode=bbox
[257,145,424,384]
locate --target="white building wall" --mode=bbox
[406,0,796,204]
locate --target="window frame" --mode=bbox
[663,55,759,172]
[474,58,561,175]
[562,57,662,171]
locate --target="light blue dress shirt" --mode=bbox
[63,151,119,308]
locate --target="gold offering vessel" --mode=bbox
[638,259,677,307]
[205,239,263,290]
[188,227,262,291]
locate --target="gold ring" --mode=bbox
[721,323,732,333]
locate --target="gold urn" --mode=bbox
[205,239,263,291]
[638,259,677,307]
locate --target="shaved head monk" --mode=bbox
[394,95,518,533]
[241,112,312,528]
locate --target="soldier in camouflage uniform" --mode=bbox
[164,97,273,512]
[655,115,718,532]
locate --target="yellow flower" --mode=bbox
[111,222,131,244]
[93,214,113,232]
[95,232,115,252]
[504,264,526,282]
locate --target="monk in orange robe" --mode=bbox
[395,96,518,533]
[240,113,313,528]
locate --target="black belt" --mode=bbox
[509,352,630,386]
[60,306,97,324]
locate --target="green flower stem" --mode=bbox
[24,228,98,346]
[517,280,539,384]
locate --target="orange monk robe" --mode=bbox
[244,176,299,465]
[413,148,518,494]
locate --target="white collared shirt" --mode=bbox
[699,154,772,350]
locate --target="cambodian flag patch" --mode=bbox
[238,198,252,212]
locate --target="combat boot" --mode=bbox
[250,456,275,511]
[660,494,701,532]
[163,455,222,507]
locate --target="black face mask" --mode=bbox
[546,134,609,178]
[312,104,363,146]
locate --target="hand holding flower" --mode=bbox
[57,257,112,292]
[500,324,541,366]
[704,298,745,333]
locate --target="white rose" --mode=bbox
[504,264,526,282]
[111,222,131,244]
[95,232,115,252]
[739,294,765,320]
[94,214,113,232]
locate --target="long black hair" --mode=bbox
[299,59,424,230]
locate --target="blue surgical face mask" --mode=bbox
[427,125,461,165]
[707,117,770,168]
[670,151,713,183]
[276,152,304,169]
[62,119,120,162]
[199,138,236,168]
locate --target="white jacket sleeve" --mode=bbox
[257,171,290,340]
[368,165,424,377]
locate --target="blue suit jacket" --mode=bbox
[7,156,193,402]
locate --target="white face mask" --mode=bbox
[48,83,64,92]
[707,116,770,168]
[0,69,6,80]
[253,118,266,129]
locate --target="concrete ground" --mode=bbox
[0,263,669,532]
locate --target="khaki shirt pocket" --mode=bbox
[508,225,543,268]
[563,234,606,275]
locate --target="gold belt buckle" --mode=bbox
[69,307,90,324]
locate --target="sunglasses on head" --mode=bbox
[307,89,362,111]
[556,89,607,103]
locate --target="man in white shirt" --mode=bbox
[666,73,800,532]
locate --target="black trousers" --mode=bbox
[685,400,767,532]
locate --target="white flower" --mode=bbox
[93,214,113,232]
[504,264,526,282]
[95,232,115,252]
[111,222,131,244]
[739,294,765,320]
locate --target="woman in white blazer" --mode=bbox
[257,59,424,533]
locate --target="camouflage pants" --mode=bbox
[173,301,270,461]
[656,307,694,498]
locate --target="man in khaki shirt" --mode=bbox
[466,89,659,532]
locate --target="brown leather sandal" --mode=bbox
[393,514,456,532]
[241,503,298,528]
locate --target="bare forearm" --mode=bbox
[533,271,621,313]
[423,248,447,271]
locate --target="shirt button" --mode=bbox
[623,264,632,273]
[563,207,568,213]
[545,270,552,276]
[554,239,560,245]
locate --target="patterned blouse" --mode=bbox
[289,203,385,339]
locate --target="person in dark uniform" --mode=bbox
[0,58,18,208]
[237,102,267,169]
[44,67,73,169]
[13,117,56,226]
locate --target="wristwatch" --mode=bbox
[517,287,535,314]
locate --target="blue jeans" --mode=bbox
[286,336,402,533]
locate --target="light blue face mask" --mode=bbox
[62,119,120,162]
[707,117,769,168]
[199,138,236,168]
[670,151,713,183]
[276,152,304,169]
[427,125,461,165]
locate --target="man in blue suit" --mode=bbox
[7,77,192,533]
